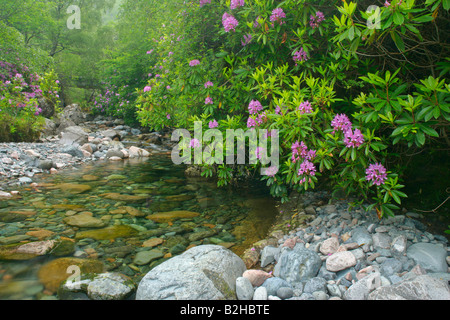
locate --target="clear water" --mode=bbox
[0,153,278,299]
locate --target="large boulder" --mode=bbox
[368,275,450,300]
[58,126,89,146]
[136,245,246,300]
[56,104,85,133]
[406,243,448,273]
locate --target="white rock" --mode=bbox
[320,237,339,255]
[128,146,150,158]
[253,287,268,300]
[24,149,41,157]
[326,251,357,272]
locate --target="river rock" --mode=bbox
[58,126,89,146]
[146,210,200,223]
[75,225,138,240]
[133,249,164,265]
[406,243,448,273]
[136,245,246,300]
[236,277,254,300]
[326,251,357,272]
[368,275,450,300]
[273,244,322,283]
[128,146,150,158]
[242,269,273,287]
[59,272,135,300]
[63,213,106,228]
[38,257,105,292]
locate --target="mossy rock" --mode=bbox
[75,225,139,240]
[38,257,105,292]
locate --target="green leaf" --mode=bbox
[390,31,405,52]
[393,11,404,25]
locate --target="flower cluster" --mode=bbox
[331,113,364,148]
[291,140,316,163]
[344,128,365,148]
[208,119,218,128]
[190,138,201,148]
[297,100,313,114]
[365,163,388,186]
[199,0,211,7]
[298,160,316,177]
[309,11,325,29]
[230,0,244,10]
[144,86,152,92]
[293,48,308,65]
[222,13,239,32]
[189,59,201,67]
[270,8,286,25]
[204,81,213,88]
[247,100,267,128]
[248,99,263,114]
[205,96,213,104]
[331,113,352,134]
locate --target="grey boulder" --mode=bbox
[136,245,246,300]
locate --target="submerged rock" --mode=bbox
[75,225,139,240]
[146,210,200,223]
[38,257,105,292]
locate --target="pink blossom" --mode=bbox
[298,100,313,114]
[270,8,286,25]
[189,138,201,148]
[293,48,308,65]
[248,100,263,114]
[189,59,200,66]
[230,0,245,10]
[144,86,152,92]
[344,128,365,148]
[204,81,214,88]
[222,13,239,32]
[366,163,388,186]
[199,0,211,7]
[208,119,219,128]
[205,97,213,104]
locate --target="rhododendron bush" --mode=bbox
[131,0,449,219]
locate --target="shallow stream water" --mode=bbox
[0,152,279,299]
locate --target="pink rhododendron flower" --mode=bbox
[222,13,239,32]
[293,48,308,65]
[247,117,257,128]
[144,86,152,92]
[230,0,244,10]
[204,81,213,88]
[298,160,316,176]
[270,8,286,25]
[298,100,312,114]
[189,59,200,66]
[208,119,218,128]
[344,128,365,148]
[189,138,201,148]
[331,114,352,134]
[248,100,263,114]
[310,11,325,29]
[366,163,388,185]
[205,97,213,104]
